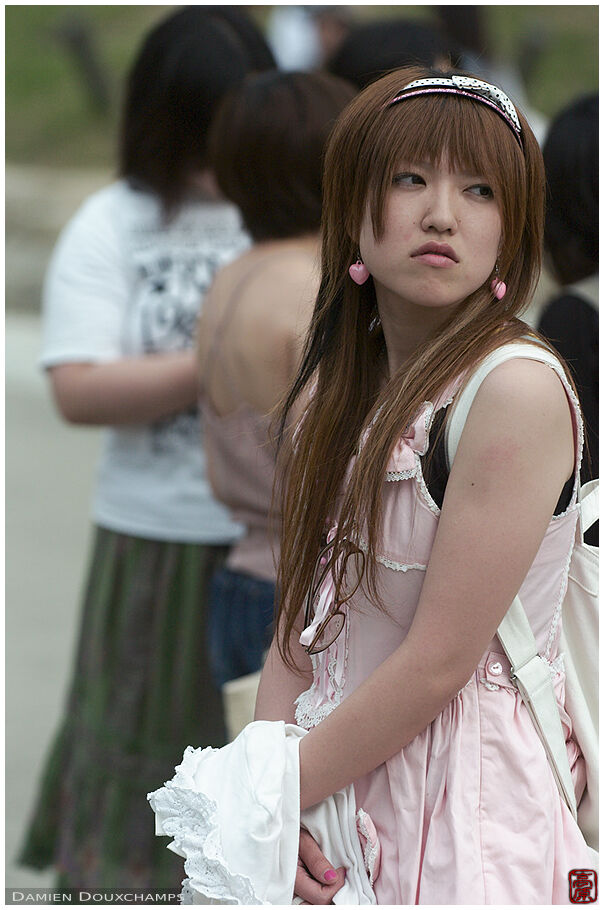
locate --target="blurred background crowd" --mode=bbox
[6,3,598,893]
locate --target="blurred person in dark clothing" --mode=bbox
[434,5,488,63]
[538,94,598,542]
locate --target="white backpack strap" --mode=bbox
[578,479,599,536]
[445,342,580,819]
[497,598,578,819]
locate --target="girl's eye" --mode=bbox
[392,172,425,187]
[467,184,494,199]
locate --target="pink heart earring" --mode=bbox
[490,263,506,300]
[491,262,507,300]
[349,252,370,285]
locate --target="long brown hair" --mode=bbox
[276,66,549,668]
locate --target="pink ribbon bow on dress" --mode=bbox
[386,403,433,476]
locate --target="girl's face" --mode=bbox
[359,157,502,313]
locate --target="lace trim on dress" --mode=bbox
[357,535,427,573]
[376,554,427,573]
[560,379,585,510]
[544,529,577,660]
[147,756,263,905]
[548,652,565,678]
[294,690,339,730]
[385,466,417,482]
[416,466,442,515]
[540,360,584,519]
[355,808,381,886]
[550,499,581,523]
[294,619,350,730]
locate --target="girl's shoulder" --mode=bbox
[446,344,578,494]
[424,341,581,491]
[466,355,574,425]
[451,341,580,432]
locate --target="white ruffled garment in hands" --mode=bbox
[147,720,377,905]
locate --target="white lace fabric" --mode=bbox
[149,778,258,904]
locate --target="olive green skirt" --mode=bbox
[18,527,229,889]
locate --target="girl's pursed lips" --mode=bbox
[411,241,459,262]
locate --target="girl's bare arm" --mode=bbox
[254,617,314,724]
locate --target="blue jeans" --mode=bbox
[208,566,276,688]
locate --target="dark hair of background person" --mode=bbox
[434,6,488,59]
[326,19,464,90]
[543,93,598,285]
[538,92,598,536]
[118,5,275,214]
[208,71,356,242]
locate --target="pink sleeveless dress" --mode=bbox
[295,345,594,904]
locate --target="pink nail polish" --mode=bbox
[324,869,337,883]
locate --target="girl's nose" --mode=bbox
[421,188,458,234]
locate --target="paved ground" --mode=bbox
[6,312,102,887]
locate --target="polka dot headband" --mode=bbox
[387,75,523,148]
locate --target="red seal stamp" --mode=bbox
[569,869,598,903]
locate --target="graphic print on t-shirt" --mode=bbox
[131,230,245,455]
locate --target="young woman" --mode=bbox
[19,7,275,889]
[197,71,355,692]
[254,66,594,903]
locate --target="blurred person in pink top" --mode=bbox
[197,71,355,690]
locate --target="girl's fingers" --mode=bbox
[294,829,346,903]
[295,861,346,905]
[298,827,339,883]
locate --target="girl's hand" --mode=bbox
[294,828,346,904]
